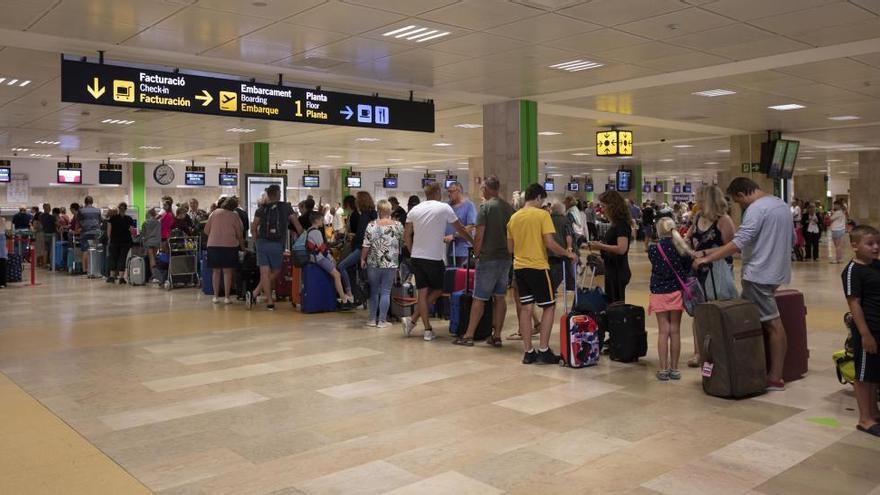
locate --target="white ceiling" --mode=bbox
[0,0,877,182]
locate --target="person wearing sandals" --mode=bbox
[841,225,880,438]
[452,176,514,347]
[648,217,694,381]
[361,200,404,328]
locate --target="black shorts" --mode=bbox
[410,258,444,290]
[207,246,239,269]
[853,333,880,383]
[514,268,555,308]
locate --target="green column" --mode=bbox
[633,165,643,204]
[131,162,146,226]
[519,100,538,191]
[341,169,351,199]
[253,142,269,173]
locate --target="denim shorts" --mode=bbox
[741,280,779,322]
[473,258,511,301]
[832,229,846,241]
[255,239,284,270]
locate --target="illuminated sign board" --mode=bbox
[61,57,434,133]
[596,130,633,156]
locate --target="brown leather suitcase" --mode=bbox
[770,289,809,382]
[694,298,767,399]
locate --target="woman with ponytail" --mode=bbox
[648,217,694,381]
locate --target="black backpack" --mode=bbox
[259,202,288,241]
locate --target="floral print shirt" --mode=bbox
[363,221,403,269]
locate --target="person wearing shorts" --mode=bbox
[305,212,349,307]
[507,183,576,365]
[250,185,301,311]
[205,196,244,304]
[453,176,514,347]
[403,182,473,341]
[694,177,792,391]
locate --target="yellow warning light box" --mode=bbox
[596,130,633,157]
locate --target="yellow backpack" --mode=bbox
[833,348,855,385]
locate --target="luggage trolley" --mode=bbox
[164,231,200,290]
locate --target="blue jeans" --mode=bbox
[367,266,395,323]
[337,249,360,292]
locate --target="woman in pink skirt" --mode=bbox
[647,217,694,381]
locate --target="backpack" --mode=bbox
[292,228,314,267]
[259,202,288,241]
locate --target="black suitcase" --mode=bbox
[604,303,647,363]
[450,256,493,340]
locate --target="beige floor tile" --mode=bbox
[296,460,420,495]
[641,462,756,495]
[524,427,632,465]
[99,390,270,430]
[383,470,504,495]
[493,380,622,415]
[317,360,495,399]
[129,447,254,491]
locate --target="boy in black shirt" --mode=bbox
[841,225,880,437]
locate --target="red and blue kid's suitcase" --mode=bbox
[771,289,809,382]
[560,261,601,368]
[6,253,23,283]
[301,263,337,313]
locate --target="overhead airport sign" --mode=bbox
[61,58,434,133]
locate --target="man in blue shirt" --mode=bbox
[444,181,476,267]
[12,208,31,231]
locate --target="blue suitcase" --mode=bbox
[301,263,337,313]
[53,240,68,270]
[6,253,23,283]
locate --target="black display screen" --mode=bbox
[346,176,361,188]
[683,183,692,193]
[643,183,652,193]
[219,173,238,186]
[544,181,555,192]
[654,184,663,193]
[616,169,632,192]
[567,182,579,192]
[185,172,205,186]
[421,178,436,187]
[0,167,9,183]
[303,175,320,188]
[584,183,594,192]
[99,170,123,185]
[383,177,398,188]
[61,58,434,132]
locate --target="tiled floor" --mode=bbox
[1,243,877,494]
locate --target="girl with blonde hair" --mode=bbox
[648,216,694,381]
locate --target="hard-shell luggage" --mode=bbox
[604,303,647,363]
[53,240,68,270]
[67,245,83,275]
[346,265,369,308]
[301,263,337,313]
[772,289,809,382]
[694,299,766,399]
[274,252,293,300]
[87,245,104,279]
[6,253,23,283]
[235,251,259,300]
[291,265,302,307]
[200,251,214,294]
[448,253,493,339]
[561,261,601,368]
[390,270,416,320]
[127,254,147,286]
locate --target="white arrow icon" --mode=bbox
[340,105,353,120]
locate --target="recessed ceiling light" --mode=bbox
[382,25,451,43]
[717,149,730,153]
[11,147,29,152]
[344,162,358,166]
[102,119,135,125]
[572,152,592,156]
[456,162,468,165]
[456,167,468,171]
[827,115,860,121]
[454,123,482,129]
[827,159,841,162]
[692,89,736,97]
[283,159,301,163]
[839,171,850,174]
[431,169,446,172]
[29,153,51,158]
[140,145,163,150]
[619,156,633,159]
[799,156,814,160]
[0,77,31,87]
[226,127,255,133]
[672,144,693,148]
[704,161,719,165]
[34,140,61,145]
[768,103,805,111]
[387,158,403,162]
[549,59,604,72]
[356,137,380,142]
[658,158,675,162]
[108,152,129,156]
[433,142,453,147]
[325,154,342,158]
[538,131,562,136]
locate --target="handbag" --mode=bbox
[657,242,704,316]
[573,260,608,315]
[705,259,738,301]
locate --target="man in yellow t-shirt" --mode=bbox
[507,183,577,365]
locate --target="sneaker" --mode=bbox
[376,322,392,329]
[669,369,682,380]
[118,278,127,285]
[365,320,378,327]
[245,291,253,310]
[522,350,538,365]
[212,297,220,304]
[266,304,275,311]
[656,370,670,381]
[536,348,560,365]
[105,277,115,283]
[402,317,415,337]
[767,378,786,391]
[223,298,232,305]
[423,329,435,341]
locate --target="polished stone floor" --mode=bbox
[1,241,877,494]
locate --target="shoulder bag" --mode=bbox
[657,242,704,316]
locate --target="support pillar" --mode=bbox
[721,134,776,223]
[793,174,827,206]
[238,142,270,199]
[482,100,538,202]
[131,162,146,226]
[850,151,880,226]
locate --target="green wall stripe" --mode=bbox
[131,162,146,226]
[519,100,538,191]
[253,142,269,173]
[341,168,350,199]
[633,165,643,204]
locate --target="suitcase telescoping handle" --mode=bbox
[465,247,473,295]
[698,263,719,301]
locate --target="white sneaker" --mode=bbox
[223,297,232,305]
[212,297,220,304]
[402,317,414,337]
[423,329,435,341]
[365,320,378,327]
[376,321,392,329]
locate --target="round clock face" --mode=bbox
[153,164,175,185]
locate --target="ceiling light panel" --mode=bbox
[768,104,805,111]
[692,89,736,97]
[102,119,135,125]
[382,25,451,43]
[538,131,562,136]
[0,77,31,87]
[226,128,255,133]
[356,137,380,142]
[827,115,860,121]
[454,123,482,129]
[433,142,453,147]
[34,140,61,145]
[672,144,693,148]
[549,59,604,72]
[139,145,163,149]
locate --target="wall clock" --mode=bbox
[153,163,175,185]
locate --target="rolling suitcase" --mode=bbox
[694,298,767,399]
[53,239,68,270]
[127,253,147,286]
[448,253,493,339]
[87,245,104,279]
[390,269,416,320]
[560,261,601,368]
[290,265,302,307]
[200,251,214,294]
[6,253,23,283]
[604,303,647,363]
[443,254,473,294]
[771,289,809,382]
[301,263,337,313]
[67,245,83,275]
[274,253,293,300]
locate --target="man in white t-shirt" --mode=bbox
[403,182,474,341]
